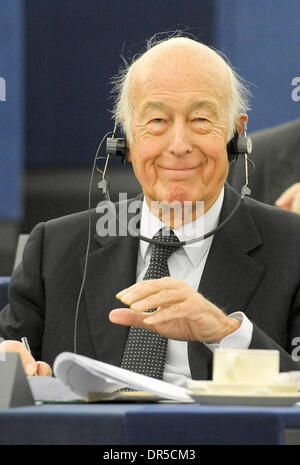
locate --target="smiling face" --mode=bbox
[126,41,245,217]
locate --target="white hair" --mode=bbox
[111,34,251,142]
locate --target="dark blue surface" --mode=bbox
[125,404,285,445]
[0,403,143,445]
[214,0,300,133]
[1,402,300,445]
[24,0,213,167]
[0,0,24,220]
[23,0,300,167]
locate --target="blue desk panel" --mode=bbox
[0,404,143,445]
[1,403,300,445]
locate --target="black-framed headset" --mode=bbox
[98,122,253,246]
[105,125,252,165]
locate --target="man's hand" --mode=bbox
[109,277,240,343]
[0,340,52,376]
[275,183,300,214]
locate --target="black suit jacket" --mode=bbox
[228,118,300,205]
[1,184,300,378]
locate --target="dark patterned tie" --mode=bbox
[120,228,180,380]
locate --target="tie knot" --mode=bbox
[151,228,180,263]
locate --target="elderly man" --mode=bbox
[1,36,300,381]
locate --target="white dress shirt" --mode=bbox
[136,188,253,385]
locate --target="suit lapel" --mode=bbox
[79,197,141,366]
[188,185,266,379]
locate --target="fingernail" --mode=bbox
[116,291,127,299]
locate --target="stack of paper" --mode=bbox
[53,352,193,403]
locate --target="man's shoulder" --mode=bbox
[225,183,300,238]
[244,193,300,236]
[44,209,91,230]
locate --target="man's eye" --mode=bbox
[147,118,168,135]
[151,118,165,123]
[193,118,207,122]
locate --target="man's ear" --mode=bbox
[236,113,248,136]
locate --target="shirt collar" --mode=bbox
[139,188,224,267]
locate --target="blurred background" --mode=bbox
[0,0,299,275]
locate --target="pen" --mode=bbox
[21,337,38,376]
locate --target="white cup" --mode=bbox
[212,348,280,384]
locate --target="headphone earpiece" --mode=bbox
[106,136,127,164]
[227,128,252,163]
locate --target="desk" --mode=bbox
[1,402,300,445]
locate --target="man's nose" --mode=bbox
[168,121,193,157]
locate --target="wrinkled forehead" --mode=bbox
[129,41,231,109]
